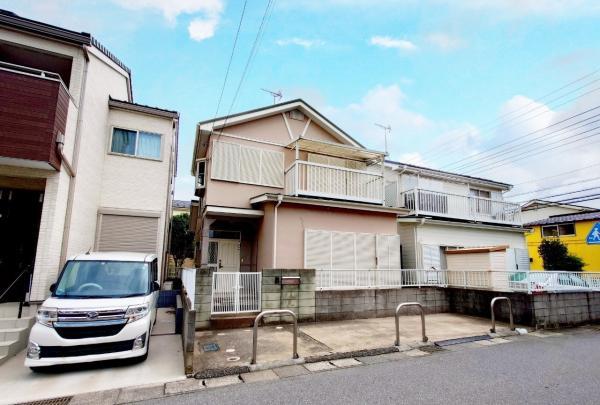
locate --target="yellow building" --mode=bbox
[525,211,600,271]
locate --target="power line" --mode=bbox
[511,163,600,187]
[423,69,600,160]
[454,112,600,172]
[210,0,248,132]
[554,194,600,204]
[468,129,600,175]
[442,104,600,170]
[507,176,600,198]
[518,186,600,202]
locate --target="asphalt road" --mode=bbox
[144,330,600,405]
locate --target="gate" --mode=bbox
[211,272,262,314]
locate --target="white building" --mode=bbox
[520,199,596,224]
[0,10,178,303]
[384,161,529,270]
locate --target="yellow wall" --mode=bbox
[526,220,600,271]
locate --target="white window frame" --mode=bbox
[541,223,576,237]
[108,126,164,161]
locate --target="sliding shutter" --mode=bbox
[97,214,158,254]
[261,149,284,187]
[240,146,261,184]
[211,141,240,182]
[305,230,399,270]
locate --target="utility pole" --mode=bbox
[375,123,391,155]
[261,88,282,104]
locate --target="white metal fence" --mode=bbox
[180,268,197,307]
[285,160,384,204]
[211,272,262,314]
[316,269,600,293]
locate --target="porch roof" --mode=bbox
[204,205,264,218]
[286,138,385,162]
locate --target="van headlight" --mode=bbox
[37,307,58,327]
[125,304,149,323]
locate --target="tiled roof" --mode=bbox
[524,210,600,226]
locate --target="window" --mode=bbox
[470,188,492,214]
[210,141,284,187]
[542,223,575,237]
[111,128,162,159]
[196,159,206,188]
[469,188,491,199]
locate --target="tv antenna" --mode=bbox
[374,123,391,155]
[261,88,282,104]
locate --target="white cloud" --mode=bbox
[425,33,464,51]
[322,84,431,153]
[370,36,417,51]
[113,0,224,41]
[275,38,325,49]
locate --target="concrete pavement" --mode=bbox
[142,326,600,405]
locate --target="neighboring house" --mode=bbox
[525,211,600,271]
[189,99,528,324]
[385,161,529,271]
[521,199,596,223]
[0,10,178,303]
[172,199,191,216]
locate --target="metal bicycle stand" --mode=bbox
[251,309,299,365]
[490,296,515,333]
[395,302,428,346]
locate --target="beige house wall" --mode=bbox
[257,203,398,270]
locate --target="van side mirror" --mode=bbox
[49,283,56,293]
[152,281,160,292]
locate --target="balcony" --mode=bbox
[397,188,522,225]
[0,61,72,170]
[285,160,384,204]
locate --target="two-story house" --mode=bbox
[0,9,178,311]
[385,162,529,271]
[190,99,528,325]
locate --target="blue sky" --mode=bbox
[3,0,600,206]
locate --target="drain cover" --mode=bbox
[435,335,491,347]
[203,342,220,352]
[17,397,72,405]
[419,345,447,353]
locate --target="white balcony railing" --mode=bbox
[285,160,384,204]
[397,188,522,225]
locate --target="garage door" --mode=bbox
[96,214,158,253]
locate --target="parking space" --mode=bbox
[0,310,185,405]
[193,313,517,374]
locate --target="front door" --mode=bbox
[0,188,43,301]
[216,239,240,272]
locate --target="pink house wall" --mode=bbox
[257,202,398,270]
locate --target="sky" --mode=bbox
[2,0,600,207]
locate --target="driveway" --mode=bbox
[0,309,185,405]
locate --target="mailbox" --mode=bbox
[281,276,301,286]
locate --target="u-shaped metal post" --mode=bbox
[490,297,515,333]
[251,309,299,365]
[395,302,428,346]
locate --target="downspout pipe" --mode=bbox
[272,194,283,268]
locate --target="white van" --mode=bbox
[25,252,160,370]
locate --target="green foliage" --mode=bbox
[538,238,585,271]
[169,214,194,266]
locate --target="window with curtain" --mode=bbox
[110,128,162,159]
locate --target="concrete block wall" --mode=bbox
[532,292,600,329]
[315,287,449,322]
[194,268,214,330]
[261,269,316,324]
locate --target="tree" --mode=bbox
[169,214,194,266]
[538,238,585,271]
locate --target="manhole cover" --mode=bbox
[227,356,241,362]
[435,335,491,347]
[202,342,220,352]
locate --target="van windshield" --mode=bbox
[54,260,150,298]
